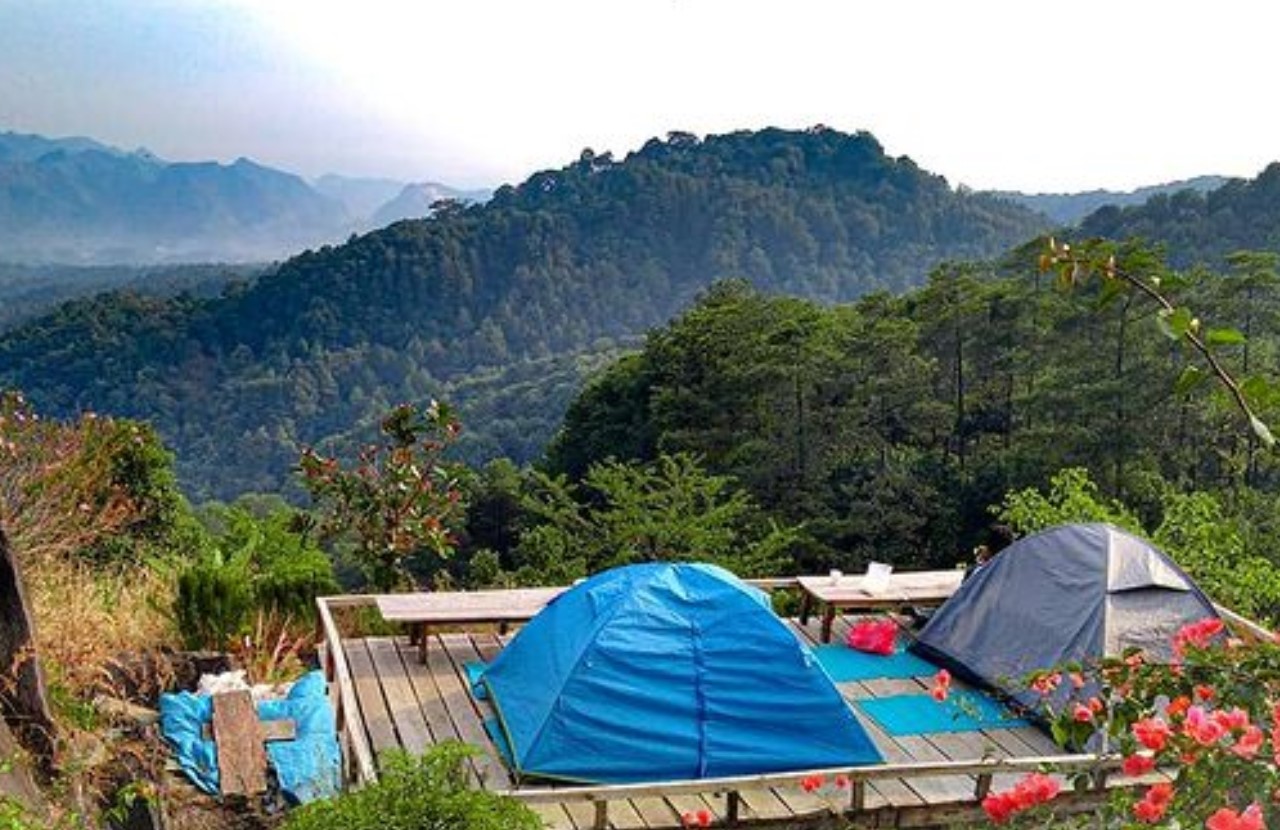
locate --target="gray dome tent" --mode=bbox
[911,523,1220,710]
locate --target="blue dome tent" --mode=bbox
[480,562,883,784]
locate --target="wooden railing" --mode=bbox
[314,578,1259,820]
[499,753,1126,829]
[316,594,377,786]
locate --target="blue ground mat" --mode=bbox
[813,644,938,682]
[856,689,1029,736]
[465,661,489,700]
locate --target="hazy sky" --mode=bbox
[2,0,1279,192]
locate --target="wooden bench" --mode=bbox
[376,587,568,662]
[797,570,963,643]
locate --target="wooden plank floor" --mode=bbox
[342,616,1063,829]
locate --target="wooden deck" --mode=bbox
[319,597,1144,829]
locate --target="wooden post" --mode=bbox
[592,799,608,829]
[208,691,297,796]
[850,780,866,812]
[821,604,837,643]
[726,791,741,825]
[974,772,993,799]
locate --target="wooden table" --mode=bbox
[376,586,567,661]
[797,570,964,643]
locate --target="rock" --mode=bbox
[0,716,49,821]
[94,696,161,727]
[0,527,56,769]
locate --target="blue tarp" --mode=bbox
[812,645,938,682]
[159,670,340,803]
[481,562,883,784]
[857,690,1029,736]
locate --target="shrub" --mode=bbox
[281,744,542,830]
[175,503,340,650]
[174,552,254,651]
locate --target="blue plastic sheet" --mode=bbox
[856,689,1028,736]
[812,645,938,682]
[159,670,340,803]
[465,662,489,700]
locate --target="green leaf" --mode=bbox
[1095,277,1128,309]
[1174,366,1207,396]
[1158,307,1194,340]
[1249,415,1276,448]
[1205,327,1246,346]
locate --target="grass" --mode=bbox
[24,556,179,701]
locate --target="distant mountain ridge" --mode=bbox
[991,175,1229,226]
[0,126,1049,498]
[371,181,494,226]
[1077,163,1280,268]
[0,131,486,264]
[313,174,490,226]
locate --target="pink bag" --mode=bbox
[845,618,897,655]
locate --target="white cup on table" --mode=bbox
[865,561,892,593]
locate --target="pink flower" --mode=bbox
[1231,726,1264,760]
[930,668,951,702]
[1173,617,1225,657]
[1030,672,1061,696]
[1212,707,1251,733]
[1206,803,1264,830]
[1122,753,1156,777]
[1134,782,1175,822]
[1134,717,1173,751]
[981,773,1059,824]
[799,774,824,793]
[1184,706,1227,746]
[1134,798,1167,823]
[1072,703,1093,723]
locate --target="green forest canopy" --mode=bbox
[0,127,1047,499]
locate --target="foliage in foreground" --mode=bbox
[281,745,542,830]
[1013,620,1277,829]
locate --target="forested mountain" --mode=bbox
[0,262,264,332]
[1078,165,1280,267]
[993,175,1227,226]
[545,266,1280,571]
[0,127,1048,499]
